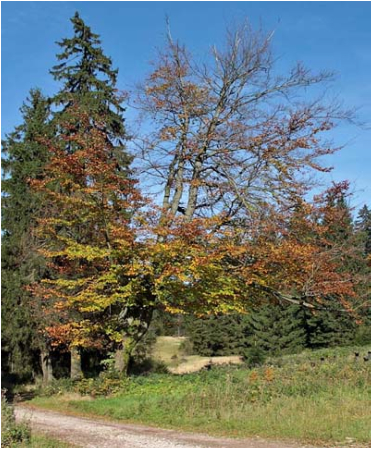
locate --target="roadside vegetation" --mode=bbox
[1,393,73,448]
[27,345,371,447]
[21,434,74,448]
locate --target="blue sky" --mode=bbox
[2,2,370,209]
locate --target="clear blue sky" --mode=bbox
[2,2,370,210]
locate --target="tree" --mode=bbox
[354,205,371,344]
[304,308,356,348]
[47,12,132,375]
[31,105,149,376]
[50,12,127,153]
[132,22,363,314]
[136,24,350,224]
[187,314,250,357]
[2,89,53,381]
[355,205,371,256]
[29,20,367,379]
[246,304,307,355]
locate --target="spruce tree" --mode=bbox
[187,314,250,357]
[353,205,371,344]
[45,12,133,375]
[50,11,128,160]
[2,89,52,380]
[246,304,307,355]
[355,205,371,256]
[304,308,356,348]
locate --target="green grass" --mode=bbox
[18,433,75,448]
[29,346,371,446]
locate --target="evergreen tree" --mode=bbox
[187,314,250,357]
[2,89,52,380]
[353,205,371,344]
[355,205,371,256]
[304,308,356,348]
[246,304,307,355]
[50,11,128,160]
[46,12,133,376]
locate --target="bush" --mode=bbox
[242,346,266,367]
[35,378,75,397]
[129,358,169,376]
[75,374,130,397]
[1,391,31,448]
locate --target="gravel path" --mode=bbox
[15,405,302,448]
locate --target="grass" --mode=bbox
[152,336,242,373]
[28,345,371,447]
[151,336,187,364]
[19,433,75,448]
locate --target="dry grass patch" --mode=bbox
[152,336,242,373]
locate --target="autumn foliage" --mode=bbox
[26,21,369,375]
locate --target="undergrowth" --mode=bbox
[29,346,371,446]
[1,392,31,448]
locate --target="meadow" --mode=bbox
[28,345,371,447]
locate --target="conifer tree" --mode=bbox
[50,11,128,160]
[1,89,52,380]
[353,205,371,344]
[355,205,371,256]
[187,314,250,357]
[246,304,307,355]
[304,308,356,348]
[46,12,132,375]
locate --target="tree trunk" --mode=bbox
[114,338,135,375]
[70,347,83,380]
[40,350,54,384]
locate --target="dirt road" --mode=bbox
[15,405,302,448]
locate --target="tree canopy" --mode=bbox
[2,13,370,380]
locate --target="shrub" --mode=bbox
[1,391,31,448]
[75,375,130,397]
[242,346,266,367]
[35,378,75,397]
[129,358,169,376]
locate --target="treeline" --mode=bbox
[177,302,371,359]
[2,13,370,385]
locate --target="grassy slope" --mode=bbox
[26,433,75,448]
[151,336,187,364]
[29,346,371,447]
[152,336,242,373]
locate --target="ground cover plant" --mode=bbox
[2,392,75,448]
[1,393,31,448]
[18,433,74,448]
[28,346,371,447]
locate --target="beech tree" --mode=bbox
[46,12,132,376]
[31,105,148,375]
[133,23,363,313]
[30,20,368,378]
[135,24,348,223]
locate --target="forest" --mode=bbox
[2,11,371,389]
